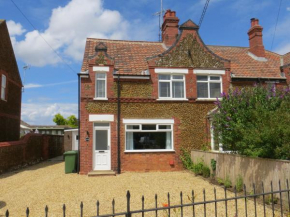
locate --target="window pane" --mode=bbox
[96,80,105,98]
[197,83,208,98]
[1,87,5,100]
[2,75,6,87]
[127,125,140,130]
[95,130,108,150]
[210,83,221,98]
[159,82,170,97]
[197,76,208,81]
[142,125,156,130]
[172,75,183,80]
[210,76,220,80]
[172,81,184,98]
[127,132,171,150]
[158,125,171,129]
[159,75,170,80]
[96,73,106,79]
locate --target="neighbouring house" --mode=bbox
[20,120,32,137]
[79,10,290,175]
[64,129,79,152]
[0,20,23,142]
[29,125,71,135]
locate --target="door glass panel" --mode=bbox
[94,123,109,127]
[95,130,108,150]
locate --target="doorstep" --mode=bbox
[88,170,116,177]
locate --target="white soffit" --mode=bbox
[123,119,174,124]
[93,66,109,72]
[194,69,225,75]
[155,68,188,74]
[89,115,114,122]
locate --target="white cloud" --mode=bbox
[6,20,26,36]
[25,80,77,89]
[22,103,77,125]
[25,83,42,88]
[287,7,290,11]
[11,0,130,67]
[274,43,290,55]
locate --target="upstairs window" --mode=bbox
[158,75,185,99]
[197,75,222,99]
[95,73,107,99]
[1,74,7,101]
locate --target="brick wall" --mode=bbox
[0,133,64,174]
[0,21,22,142]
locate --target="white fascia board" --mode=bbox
[155,68,188,74]
[93,66,110,72]
[123,119,174,124]
[89,114,114,122]
[194,69,225,75]
[64,129,79,132]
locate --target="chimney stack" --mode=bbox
[248,18,265,57]
[162,10,179,47]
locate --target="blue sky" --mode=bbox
[1,0,289,125]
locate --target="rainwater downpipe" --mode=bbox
[117,74,121,174]
[77,73,80,174]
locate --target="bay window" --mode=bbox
[197,75,222,99]
[125,123,173,151]
[158,74,185,99]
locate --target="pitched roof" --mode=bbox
[81,38,165,75]
[283,52,290,66]
[81,38,284,79]
[0,20,22,84]
[208,45,283,78]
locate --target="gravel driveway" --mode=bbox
[0,158,284,217]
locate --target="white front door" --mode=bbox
[93,123,111,170]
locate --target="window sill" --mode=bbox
[157,98,188,101]
[124,150,175,153]
[93,98,108,101]
[196,98,221,102]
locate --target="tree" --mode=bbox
[66,115,78,128]
[212,85,290,160]
[53,113,78,127]
[53,113,67,125]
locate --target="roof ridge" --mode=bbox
[87,38,163,45]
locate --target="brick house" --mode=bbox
[79,10,290,175]
[0,20,22,142]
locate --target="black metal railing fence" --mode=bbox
[4,180,290,217]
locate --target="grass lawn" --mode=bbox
[0,158,283,216]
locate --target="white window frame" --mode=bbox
[94,72,107,100]
[1,74,7,101]
[158,74,187,100]
[124,121,174,153]
[196,75,223,100]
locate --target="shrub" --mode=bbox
[265,195,278,205]
[224,175,232,188]
[235,175,243,192]
[217,178,224,185]
[212,85,290,160]
[210,159,216,171]
[202,165,210,178]
[192,160,204,175]
[180,148,193,170]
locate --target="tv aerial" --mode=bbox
[153,0,165,42]
[22,64,30,92]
